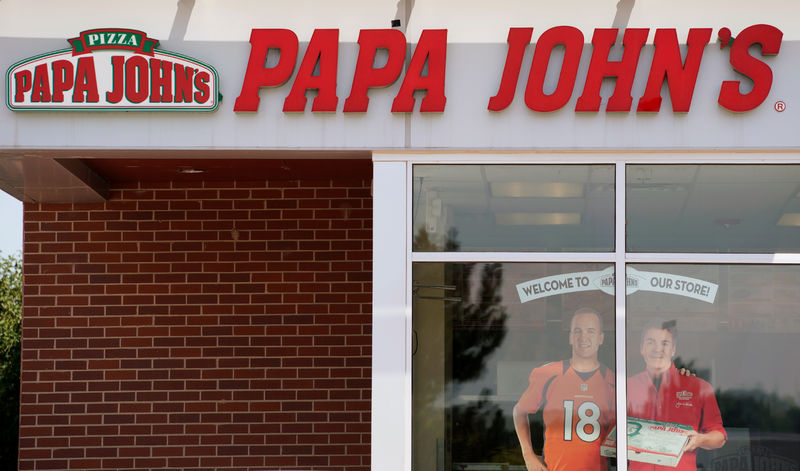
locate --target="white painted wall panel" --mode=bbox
[0,1,798,152]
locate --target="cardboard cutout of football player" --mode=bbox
[513,308,615,471]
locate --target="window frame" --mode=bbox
[371,152,800,471]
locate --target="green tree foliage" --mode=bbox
[0,255,21,469]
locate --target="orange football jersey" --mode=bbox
[518,361,616,471]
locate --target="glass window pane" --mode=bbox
[412,262,616,471]
[627,165,800,253]
[626,264,800,470]
[413,165,615,252]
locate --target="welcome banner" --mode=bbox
[516,267,718,304]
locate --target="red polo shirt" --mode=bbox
[626,365,726,471]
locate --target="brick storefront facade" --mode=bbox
[19,178,372,471]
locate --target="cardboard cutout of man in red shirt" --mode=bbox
[627,321,727,471]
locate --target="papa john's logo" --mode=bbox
[6,28,219,111]
[676,390,694,401]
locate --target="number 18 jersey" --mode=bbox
[517,361,616,471]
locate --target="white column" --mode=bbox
[372,159,409,471]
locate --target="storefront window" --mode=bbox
[626,264,800,470]
[413,262,616,471]
[404,160,800,471]
[413,165,615,252]
[627,165,800,253]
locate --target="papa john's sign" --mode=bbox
[233,24,782,114]
[6,28,219,111]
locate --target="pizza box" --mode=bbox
[600,417,693,467]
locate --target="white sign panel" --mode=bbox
[6,28,219,111]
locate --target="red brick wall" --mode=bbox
[19,179,372,471]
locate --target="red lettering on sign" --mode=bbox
[637,28,711,112]
[106,55,125,103]
[149,58,173,103]
[391,29,448,113]
[51,60,74,102]
[125,55,149,103]
[227,25,783,114]
[526,26,584,112]
[343,29,407,112]
[73,56,99,103]
[234,29,299,112]
[194,71,210,103]
[14,70,32,103]
[283,29,339,112]
[576,28,648,112]
[488,27,532,112]
[32,64,51,102]
[174,63,195,103]
[718,24,783,112]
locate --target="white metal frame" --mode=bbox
[372,152,800,471]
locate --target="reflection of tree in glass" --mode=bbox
[452,263,508,382]
[673,356,711,381]
[412,237,515,467]
[714,387,800,468]
[451,391,526,467]
[450,263,516,465]
[414,227,461,252]
[716,388,800,433]
[669,359,800,467]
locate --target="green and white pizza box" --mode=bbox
[600,417,693,467]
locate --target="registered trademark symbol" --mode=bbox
[775,101,786,112]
